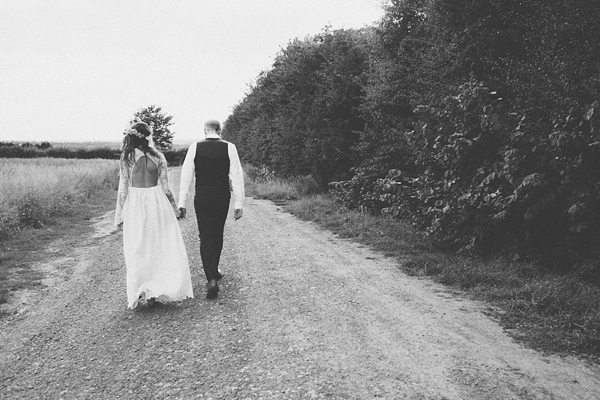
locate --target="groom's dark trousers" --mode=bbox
[193,139,231,282]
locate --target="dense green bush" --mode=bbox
[333,82,600,268]
[224,0,600,271]
[224,27,372,188]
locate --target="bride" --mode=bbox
[114,122,193,308]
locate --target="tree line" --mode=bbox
[0,144,187,166]
[1,105,186,164]
[223,0,600,272]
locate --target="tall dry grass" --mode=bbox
[0,158,119,238]
[244,164,321,201]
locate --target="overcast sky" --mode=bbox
[0,0,384,143]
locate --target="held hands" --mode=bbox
[234,208,243,221]
[176,207,239,220]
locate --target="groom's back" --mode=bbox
[194,139,230,189]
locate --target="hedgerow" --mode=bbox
[331,82,600,273]
[223,0,600,272]
[0,143,187,166]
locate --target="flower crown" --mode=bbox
[124,126,150,140]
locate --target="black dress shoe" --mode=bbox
[216,269,225,280]
[206,279,219,299]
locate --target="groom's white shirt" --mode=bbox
[177,133,245,210]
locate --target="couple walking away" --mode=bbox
[114,120,244,308]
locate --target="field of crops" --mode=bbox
[0,158,119,238]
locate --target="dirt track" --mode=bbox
[1,169,599,399]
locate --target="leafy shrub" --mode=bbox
[332,80,600,271]
[226,0,600,272]
[224,27,372,187]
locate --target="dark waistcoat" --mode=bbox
[194,139,230,191]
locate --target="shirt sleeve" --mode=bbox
[114,159,130,226]
[178,143,196,209]
[228,142,245,209]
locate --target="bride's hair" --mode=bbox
[121,122,161,166]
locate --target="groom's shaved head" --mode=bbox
[204,120,221,132]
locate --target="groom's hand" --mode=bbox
[178,207,186,220]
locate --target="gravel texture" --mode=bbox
[1,172,599,399]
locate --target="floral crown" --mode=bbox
[124,126,150,140]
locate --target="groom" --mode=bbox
[178,120,244,298]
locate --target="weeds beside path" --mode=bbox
[248,178,600,363]
[0,188,117,313]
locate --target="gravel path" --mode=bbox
[1,169,599,399]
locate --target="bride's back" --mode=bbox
[131,155,159,188]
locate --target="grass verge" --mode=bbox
[247,178,600,363]
[0,158,119,238]
[0,189,116,314]
[0,158,119,309]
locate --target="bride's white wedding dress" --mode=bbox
[115,148,193,308]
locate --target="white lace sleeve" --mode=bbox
[114,159,130,226]
[157,153,177,211]
[156,154,169,196]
